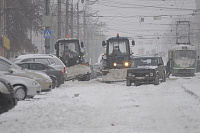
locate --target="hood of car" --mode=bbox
[10,68,52,82]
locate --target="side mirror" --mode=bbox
[102,41,106,47]
[81,42,84,48]
[132,40,135,46]
[55,44,57,50]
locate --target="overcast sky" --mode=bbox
[89,0,196,55]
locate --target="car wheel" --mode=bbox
[134,82,140,86]
[162,73,166,82]
[14,86,26,101]
[51,78,57,89]
[154,74,159,85]
[126,79,131,86]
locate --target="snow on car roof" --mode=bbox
[16,54,57,60]
[56,38,79,42]
[132,55,161,59]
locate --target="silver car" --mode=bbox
[14,54,67,79]
[0,73,41,100]
[0,56,52,92]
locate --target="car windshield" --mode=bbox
[175,50,196,59]
[108,40,128,55]
[58,41,80,57]
[133,58,157,67]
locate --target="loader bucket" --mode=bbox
[65,64,91,81]
[102,68,128,82]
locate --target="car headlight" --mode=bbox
[124,62,130,67]
[150,73,154,76]
[113,62,117,67]
[128,73,132,77]
[32,81,39,86]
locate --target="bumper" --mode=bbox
[37,81,52,92]
[26,84,41,98]
[40,82,52,92]
[0,93,17,114]
[127,76,155,83]
[173,68,195,76]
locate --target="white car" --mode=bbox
[0,56,52,92]
[14,54,67,79]
[0,73,41,100]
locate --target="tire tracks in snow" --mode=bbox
[179,83,200,103]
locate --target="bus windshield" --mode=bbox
[108,40,128,55]
[58,41,80,57]
[175,50,196,59]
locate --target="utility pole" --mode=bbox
[65,0,69,36]
[0,0,2,36]
[44,0,50,54]
[70,1,74,38]
[77,2,79,40]
[83,10,86,43]
[58,0,61,39]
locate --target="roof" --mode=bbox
[56,38,79,42]
[107,37,129,41]
[132,55,161,59]
[16,54,57,60]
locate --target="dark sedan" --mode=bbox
[0,77,17,114]
[17,62,64,88]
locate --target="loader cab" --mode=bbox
[102,36,135,69]
[55,39,84,66]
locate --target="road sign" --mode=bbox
[2,36,10,50]
[44,29,52,39]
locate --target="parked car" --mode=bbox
[17,62,64,88]
[0,78,17,114]
[126,56,166,86]
[14,54,67,80]
[1,73,41,100]
[0,56,52,92]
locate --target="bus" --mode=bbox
[168,45,197,76]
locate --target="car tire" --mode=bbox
[154,74,159,85]
[126,79,131,86]
[162,73,166,82]
[51,78,57,89]
[14,86,26,101]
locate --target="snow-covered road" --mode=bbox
[0,74,200,133]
